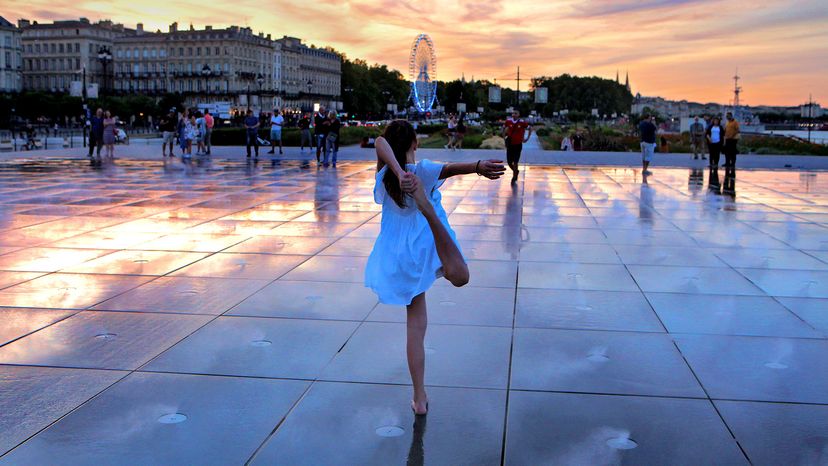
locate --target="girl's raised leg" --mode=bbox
[406,292,429,415]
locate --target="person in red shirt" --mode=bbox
[203,109,214,155]
[502,110,532,183]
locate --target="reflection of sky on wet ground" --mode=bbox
[0,159,827,464]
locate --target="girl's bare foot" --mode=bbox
[411,399,429,416]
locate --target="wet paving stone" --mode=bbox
[1,159,827,463]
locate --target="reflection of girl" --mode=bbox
[454,114,467,149]
[561,134,573,151]
[365,120,505,415]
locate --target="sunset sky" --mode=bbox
[5,0,827,106]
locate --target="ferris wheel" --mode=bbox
[409,34,437,113]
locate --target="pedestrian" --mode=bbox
[195,111,206,155]
[102,110,117,160]
[177,110,188,157]
[323,110,341,167]
[268,108,284,155]
[706,116,724,167]
[203,109,214,155]
[88,108,104,159]
[298,113,312,152]
[445,114,457,150]
[365,120,505,416]
[502,109,532,184]
[454,114,467,149]
[560,133,573,151]
[244,109,260,159]
[182,113,196,158]
[639,113,657,174]
[689,116,706,160]
[159,111,176,157]
[314,106,328,162]
[724,111,740,167]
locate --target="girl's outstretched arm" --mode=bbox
[439,159,505,180]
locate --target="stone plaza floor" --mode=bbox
[0,156,826,465]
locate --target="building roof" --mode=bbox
[0,16,14,28]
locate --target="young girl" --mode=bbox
[365,120,505,415]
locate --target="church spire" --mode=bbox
[616,70,619,84]
[624,70,630,92]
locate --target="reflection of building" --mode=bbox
[277,36,341,112]
[19,18,128,92]
[113,23,276,111]
[0,16,23,92]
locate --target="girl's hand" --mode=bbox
[478,160,506,180]
[400,172,420,193]
[408,175,432,212]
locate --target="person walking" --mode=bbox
[244,109,260,159]
[502,110,532,184]
[724,111,740,167]
[365,120,505,416]
[690,116,706,160]
[298,113,312,152]
[195,111,206,155]
[314,106,328,162]
[268,109,284,155]
[454,114,467,150]
[159,111,176,158]
[560,133,574,151]
[88,108,104,159]
[323,110,341,167]
[182,113,196,159]
[102,110,117,160]
[445,114,457,150]
[176,110,189,157]
[706,116,725,167]
[203,109,214,155]
[639,113,657,174]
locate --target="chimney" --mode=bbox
[205,25,212,30]
[136,23,143,34]
[17,19,31,29]
[169,22,178,33]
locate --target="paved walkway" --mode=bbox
[0,157,826,464]
[4,137,827,171]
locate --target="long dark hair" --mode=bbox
[382,120,417,208]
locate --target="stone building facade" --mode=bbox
[0,16,22,92]
[113,23,276,111]
[19,18,127,93]
[277,36,341,112]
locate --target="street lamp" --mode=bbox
[97,46,112,94]
[201,64,211,102]
[306,80,313,112]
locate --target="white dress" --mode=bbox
[365,159,462,305]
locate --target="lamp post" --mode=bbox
[201,64,211,104]
[96,46,112,95]
[306,80,313,112]
[81,65,88,148]
[382,90,391,120]
[256,73,264,113]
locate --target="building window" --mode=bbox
[133,48,139,58]
[75,43,79,53]
[205,47,210,56]
[126,49,131,58]
[160,48,166,58]
[215,47,219,55]
[143,48,148,58]
[187,47,193,56]
[196,47,201,56]
[151,48,157,58]
[179,47,183,56]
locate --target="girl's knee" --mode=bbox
[445,264,469,287]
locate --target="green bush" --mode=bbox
[415,124,446,135]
